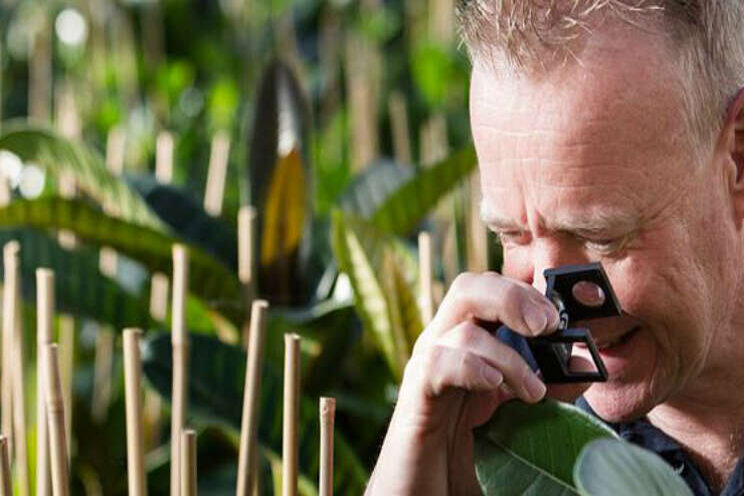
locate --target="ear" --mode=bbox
[720,87,744,219]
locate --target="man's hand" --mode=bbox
[365,272,587,495]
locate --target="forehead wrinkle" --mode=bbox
[480,198,641,235]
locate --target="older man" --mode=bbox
[366,1,744,495]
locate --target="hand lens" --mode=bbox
[527,262,622,383]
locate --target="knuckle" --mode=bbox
[450,272,475,295]
[453,322,480,348]
[500,283,525,311]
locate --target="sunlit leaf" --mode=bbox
[0,124,162,229]
[330,211,422,380]
[574,438,693,496]
[474,400,617,495]
[0,197,243,322]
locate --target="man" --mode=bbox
[366,1,744,495]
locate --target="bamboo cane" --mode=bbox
[0,245,13,459]
[0,435,9,496]
[236,300,268,496]
[180,430,196,496]
[36,269,55,496]
[58,316,74,460]
[5,242,28,496]
[44,344,69,496]
[204,131,231,217]
[418,232,435,325]
[91,328,114,423]
[149,273,169,322]
[123,329,147,496]
[319,398,335,496]
[170,245,189,496]
[156,131,174,184]
[282,334,300,496]
[388,91,412,166]
[238,206,257,346]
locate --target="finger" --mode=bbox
[545,356,594,402]
[431,272,559,341]
[437,321,547,403]
[413,344,505,398]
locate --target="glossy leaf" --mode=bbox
[127,174,238,270]
[248,59,314,304]
[337,159,415,219]
[330,211,422,380]
[370,144,476,236]
[574,438,693,496]
[0,197,243,321]
[141,332,368,495]
[0,228,152,330]
[474,399,617,495]
[0,124,162,229]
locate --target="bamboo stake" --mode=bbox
[28,13,52,124]
[204,131,231,217]
[319,398,335,496]
[5,242,28,496]
[36,269,55,496]
[149,273,169,322]
[123,328,147,496]
[238,206,257,346]
[156,132,174,184]
[100,126,127,275]
[388,91,412,165]
[418,232,435,325]
[0,435,9,496]
[282,334,300,496]
[170,245,189,496]
[236,300,268,496]
[91,328,114,423]
[58,316,74,460]
[44,344,69,496]
[180,430,196,496]
[0,247,13,458]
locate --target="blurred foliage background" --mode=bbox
[0,0,501,494]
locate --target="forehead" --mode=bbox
[470,24,694,232]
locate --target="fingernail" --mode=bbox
[545,304,560,330]
[525,373,547,400]
[484,367,504,387]
[524,304,548,334]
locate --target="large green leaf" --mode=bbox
[127,174,238,271]
[330,211,422,381]
[365,144,476,236]
[0,228,152,330]
[474,400,617,495]
[141,332,368,495]
[248,59,314,305]
[574,438,693,496]
[0,197,243,321]
[0,124,162,229]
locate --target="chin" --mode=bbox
[582,380,659,423]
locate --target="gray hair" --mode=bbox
[457,0,744,158]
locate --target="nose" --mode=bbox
[530,237,591,294]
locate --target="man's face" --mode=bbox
[470,26,740,422]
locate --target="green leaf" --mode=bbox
[474,400,617,495]
[330,211,422,381]
[574,438,693,496]
[0,228,152,330]
[367,145,477,236]
[0,197,243,321]
[141,332,369,495]
[0,124,162,229]
[248,59,314,305]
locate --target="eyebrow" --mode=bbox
[480,202,641,236]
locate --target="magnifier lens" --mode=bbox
[571,280,605,308]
